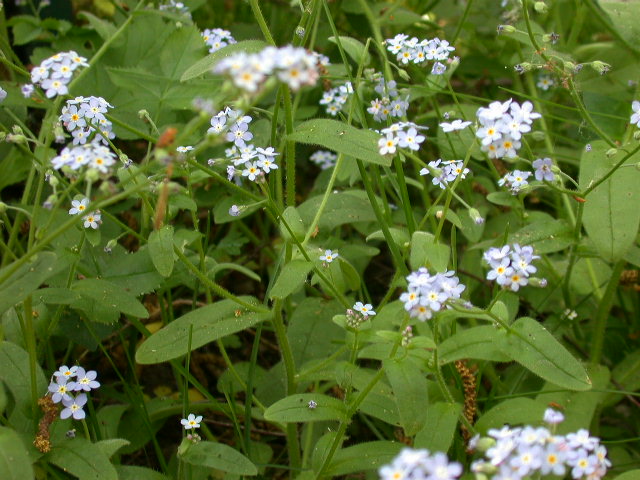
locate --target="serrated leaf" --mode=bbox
[288,119,391,166]
[181,39,268,81]
[47,438,118,480]
[504,317,591,391]
[264,393,347,423]
[438,326,511,364]
[0,252,62,315]
[328,36,371,65]
[136,298,270,364]
[0,426,34,480]
[72,278,148,318]
[180,441,257,475]
[326,441,403,476]
[579,140,640,261]
[148,225,175,277]
[383,357,429,435]
[414,402,462,452]
[269,260,313,299]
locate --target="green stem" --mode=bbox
[282,87,297,207]
[23,296,39,419]
[590,260,625,366]
[581,143,640,197]
[249,0,276,46]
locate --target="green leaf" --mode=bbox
[96,438,130,458]
[503,317,591,391]
[298,191,377,230]
[410,231,450,271]
[136,298,270,364]
[269,260,313,299]
[47,438,118,480]
[0,426,34,480]
[438,326,511,364]
[0,341,47,409]
[414,402,462,452]
[72,278,149,318]
[0,252,61,315]
[148,225,175,277]
[181,39,268,81]
[600,1,640,47]
[579,140,640,261]
[613,471,640,480]
[475,398,546,433]
[287,119,391,166]
[180,441,257,475]
[383,357,429,435]
[325,441,403,476]
[328,36,371,65]
[605,348,640,406]
[34,287,81,305]
[115,466,170,480]
[279,206,306,242]
[508,219,572,254]
[78,11,117,40]
[264,393,347,423]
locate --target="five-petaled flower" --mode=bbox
[181,413,203,430]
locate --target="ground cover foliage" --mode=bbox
[0,0,639,478]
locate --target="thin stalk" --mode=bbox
[590,260,625,366]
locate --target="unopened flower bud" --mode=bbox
[43,194,56,210]
[138,109,149,119]
[634,130,640,141]
[6,133,27,144]
[530,130,546,142]
[0,201,7,214]
[497,24,516,34]
[435,210,443,219]
[468,208,485,225]
[85,169,99,183]
[514,63,533,74]
[295,26,305,37]
[590,61,611,75]
[636,162,640,171]
[534,1,548,13]
[104,239,118,254]
[229,205,240,217]
[475,437,496,453]
[542,32,559,44]
[397,69,411,82]
[529,277,548,288]
[0,132,6,142]
[606,148,617,158]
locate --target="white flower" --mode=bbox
[82,211,101,229]
[181,413,203,429]
[229,205,240,217]
[69,198,89,215]
[353,301,376,317]
[630,100,640,127]
[378,133,398,155]
[537,74,555,91]
[543,408,565,425]
[319,249,338,263]
[176,145,193,153]
[440,119,471,132]
[532,157,555,181]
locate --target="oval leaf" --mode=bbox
[181,39,268,81]
[504,317,591,391]
[326,441,402,476]
[287,119,391,166]
[47,438,118,480]
[269,259,313,299]
[264,393,347,423]
[72,278,149,318]
[328,35,371,65]
[0,426,34,480]
[383,357,429,436]
[180,441,257,475]
[136,298,270,364]
[438,326,511,364]
[148,225,175,277]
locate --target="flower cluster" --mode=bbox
[30,51,88,98]
[214,45,321,92]
[319,82,353,116]
[47,365,100,420]
[51,143,117,173]
[202,28,236,53]
[630,100,640,128]
[498,169,532,195]
[400,268,466,321]
[377,121,427,155]
[385,34,455,75]
[420,159,470,189]
[367,75,410,122]
[470,409,611,480]
[379,448,462,480]
[209,107,279,183]
[309,150,337,170]
[476,99,540,159]
[483,244,540,292]
[59,96,115,146]
[67,197,102,229]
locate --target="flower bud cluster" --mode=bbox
[47,365,100,420]
[59,96,115,146]
[201,28,236,53]
[469,409,611,480]
[400,268,466,321]
[476,99,540,159]
[377,121,427,155]
[209,107,279,183]
[214,45,323,93]
[483,244,540,292]
[30,51,89,98]
[420,159,469,189]
[379,448,462,480]
[384,34,455,75]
